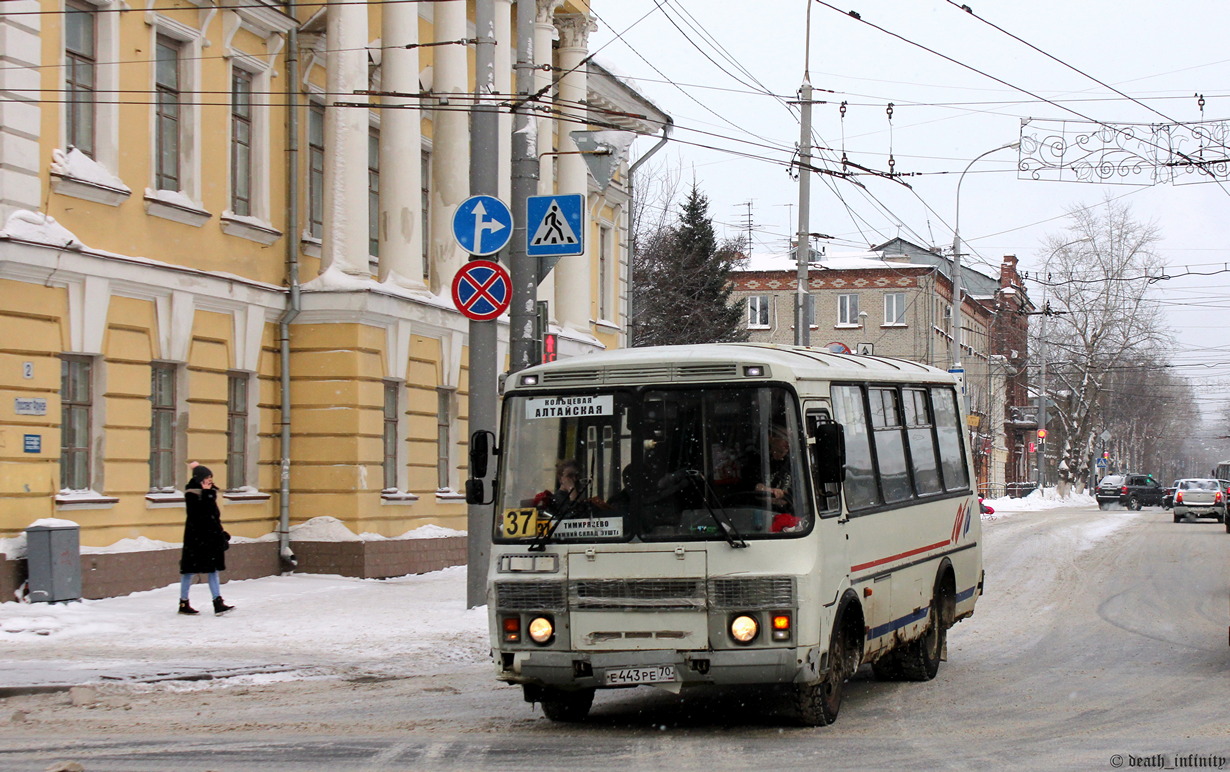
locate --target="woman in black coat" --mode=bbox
[178,462,235,616]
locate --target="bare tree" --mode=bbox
[1036,197,1172,491]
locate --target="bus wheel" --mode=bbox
[539,687,595,723]
[794,619,850,726]
[899,592,947,682]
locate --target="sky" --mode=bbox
[0,495,1087,691]
[588,1,1230,428]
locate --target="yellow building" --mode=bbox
[0,0,669,569]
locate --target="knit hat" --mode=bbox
[188,461,214,481]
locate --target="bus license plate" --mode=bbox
[604,665,677,686]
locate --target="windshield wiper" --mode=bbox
[678,469,747,549]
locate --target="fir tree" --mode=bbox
[631,184,747,347]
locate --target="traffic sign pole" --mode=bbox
[465,0,499,609]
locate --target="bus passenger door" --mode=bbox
[804,403,848,611]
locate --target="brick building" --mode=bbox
[729,239,1033,493]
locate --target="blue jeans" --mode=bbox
[180,572,221,600]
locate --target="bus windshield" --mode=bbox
[494,384,816,545]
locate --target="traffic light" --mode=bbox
[543,333,558,363]
[1028,442,1036,453]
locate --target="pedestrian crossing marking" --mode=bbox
[530,200,580,247]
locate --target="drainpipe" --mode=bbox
[276,26,301,570]
[626,118,672,347]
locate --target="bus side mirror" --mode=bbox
[466,430,497,505]
[465,479,489,505]
[469,430,496,478]
[808,418,845,485]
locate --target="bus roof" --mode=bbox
[509,343,955,390]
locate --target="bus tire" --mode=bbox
[899,579,952,682]
[539,687,595,723]
[794,612,855,726]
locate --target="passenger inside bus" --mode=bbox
[533,459,589,515]
[754,423,794,509]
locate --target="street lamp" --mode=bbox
[950,141,1019,372]
[1032,236,1089,491]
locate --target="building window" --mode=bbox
[599,225,611,320]
[369,127,380,260]
[437,388,452,490]
[747,295,770,328]
[65,0,96,157]
[384,381,399,490]
[421,150,431,281]
[60,356,93,491]
[308,102,325,238]
[885,292,905,325]
[150,363,176,490]
[154,35,181,191]
[230,70,253,216]
[838,293,860,326]
[227,373,249,490]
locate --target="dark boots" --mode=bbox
[212,596,235,616]
[178,599,199,615]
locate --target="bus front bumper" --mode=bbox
[495,646,817,690]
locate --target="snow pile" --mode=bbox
[0,210,83,249]
[0,566,490,685]
[290,516,465,542]
[982,487,1097,519]
[81,536,177,554]
[50,147,129,191]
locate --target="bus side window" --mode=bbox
[806,409,843,512]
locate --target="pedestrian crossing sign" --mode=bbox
[526,194,585,257]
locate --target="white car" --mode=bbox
[1171,478,1227,523]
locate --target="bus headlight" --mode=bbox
[730,614,759,644]
[528,615,555,644]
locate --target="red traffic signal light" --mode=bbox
[543,333,557,363]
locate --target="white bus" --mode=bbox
[469,343,984,726]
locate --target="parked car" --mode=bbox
[1172,478,1227,523]
[1162,480,1180,509]
[1095,473,1165,510]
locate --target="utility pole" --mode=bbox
[794,0,814,347]
[508,0,539,374]
[465,0,499,608]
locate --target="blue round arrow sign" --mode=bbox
[452,195,514,256]
[452,260,512,321]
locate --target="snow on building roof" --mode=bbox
[736,250,931,273]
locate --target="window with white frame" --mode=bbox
[230,70,253,216]
[65,0,96,157]
[884,292,906,325]
[437,388,453,490]
[838,293,860,325]
[226,373,249,490]
[598,224,611,320]
[383,381,399,490]
[154,35,182,191]
[61,356,94,491]
[369,127,380,261]
[308,102,325,239]
[747,295,770,328]
[421,149,431,281]
[149,362,177,490]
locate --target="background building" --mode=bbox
[0,0,668,572]
[729,238,1032,493]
